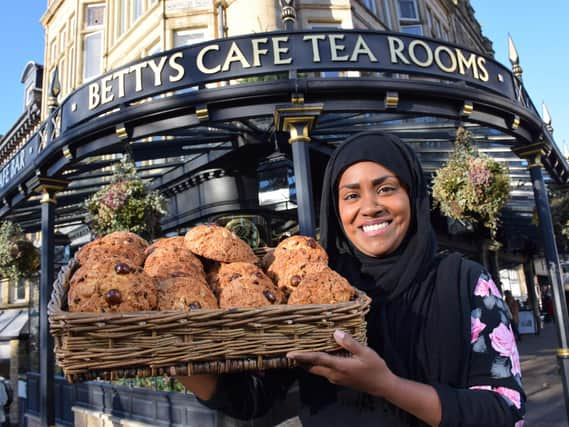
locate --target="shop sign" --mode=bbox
[61,30,516,131]
[0,134,38,191]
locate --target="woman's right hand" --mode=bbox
[176,374,219,400]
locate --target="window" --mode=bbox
[132,0,144,24]
[69,47,75,90]
[119,0,128,36]
[50,38,57,62]
[60,27,67,52]
[400,25,423,35]
[174,29,207,47]
[24,83,34,108]
[10,279,26,303]
[363,0,377,14]
[433,17,442,38]
[83,3,105,81]
[397,0,419,20]
[85,4,105,27]
[83,31,102,80]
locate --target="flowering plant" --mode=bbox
[0,221,40,282]
[431,127,511,239]
[85,158,167,239]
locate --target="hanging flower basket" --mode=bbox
[0,221,40,282]
[431,127,511,240]
[85,157,167,240]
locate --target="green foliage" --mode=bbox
[112,375,187,393]
[0,221,40,282]
[85,157,167,240]
[431,127,511,240]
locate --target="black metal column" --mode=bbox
[274,104,323,238]
[526,150,569,420]
[291,139,315,236]
[39,189,56,427]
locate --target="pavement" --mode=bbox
[519,320,569,426]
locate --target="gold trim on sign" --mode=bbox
[461,101,474,116]
[196,107,209,121]
[385,91,399,109]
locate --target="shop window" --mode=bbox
[400,24,423,36]
[397,0,419,20]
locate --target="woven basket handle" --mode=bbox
[48,257,79,317]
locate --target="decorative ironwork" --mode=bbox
[543,102,554,134]
[279,0,296,27]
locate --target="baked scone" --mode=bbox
[184,224,257,263]
[76,231,148,266]
[68,259,158,312]
[267,247,328,286]
[157,276,218,310]
[144,236,187,257]
[218,262,283,308]
[287,269,356,305]
[273,235,328,262]
[272,260,330,297]
[144,241,205,282]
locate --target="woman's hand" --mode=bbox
[286,329,397,398]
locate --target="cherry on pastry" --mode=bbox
[105,289,122,306]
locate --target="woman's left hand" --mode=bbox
[286,330,396,398]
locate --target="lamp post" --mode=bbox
[510,36,569,419]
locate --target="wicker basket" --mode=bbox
[49,257,371,383]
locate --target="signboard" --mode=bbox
[60,30,516,131]
[519,310,537,334]
[0,30,519,195]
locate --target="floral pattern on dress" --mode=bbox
[469,271,525,423]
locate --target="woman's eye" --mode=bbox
[378,186,396,194]
[343,193,359,200]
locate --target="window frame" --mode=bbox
[397,0,419,22]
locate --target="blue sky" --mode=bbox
[0,2,567,151]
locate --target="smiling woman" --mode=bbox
[181,131,526,427]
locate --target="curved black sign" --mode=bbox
[61,30,516,131]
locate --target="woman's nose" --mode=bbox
[360,193,382,215]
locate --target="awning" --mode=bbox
[0,309,29,340]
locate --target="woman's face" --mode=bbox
[337,161,411,257]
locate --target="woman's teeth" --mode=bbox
[362,222,389,233]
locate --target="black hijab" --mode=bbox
[302,131,482,423]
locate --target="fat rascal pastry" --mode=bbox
[76,231,148,266]
[287,269,356,305]
[68,259,158,312]
[184,224,257,263]
[157,276,218,310]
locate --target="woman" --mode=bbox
[178,131,525,426]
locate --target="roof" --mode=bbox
[0,309,29,340]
